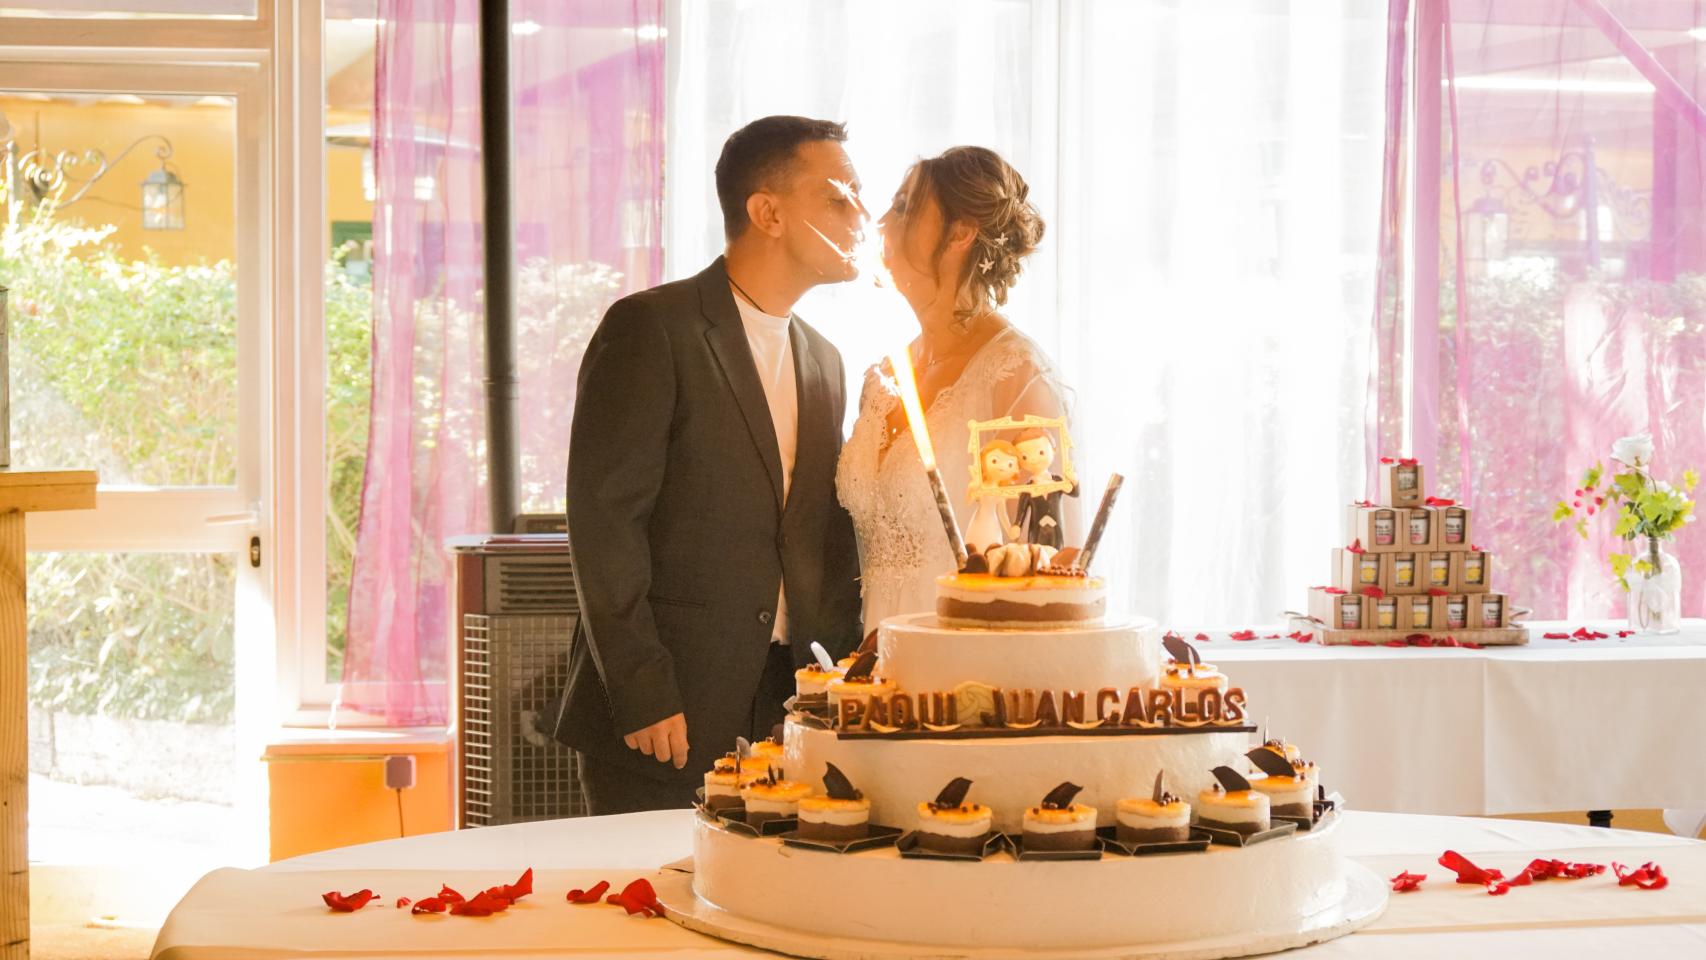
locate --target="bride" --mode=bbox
[836,146,1078,630]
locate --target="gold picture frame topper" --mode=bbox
[967,414,1077,499]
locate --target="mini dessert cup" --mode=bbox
[1252,764,1319,820]
[913,802,993,855]
[796,795,871,842]
[740,777,812,827]
[1114,797,1192,845]
[701,768,743,812]
[1195,784,1271,836]
[1021,803,1099,852]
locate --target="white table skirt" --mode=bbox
[1192,619,1706,815]
[151,809,1706,959]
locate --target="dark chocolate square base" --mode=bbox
[1196,815,1268,836]
[1116,823,1190,845]
[1021,826,1098,852]
[913,829,987,855]
[745,809,794,828]
[797,819,869,842]
[703,793,743,813]
[1271,801,1312,820]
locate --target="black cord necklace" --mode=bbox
[728,275,778,317]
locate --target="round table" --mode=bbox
[1196,619,1706,816]
[151,808,1706,958]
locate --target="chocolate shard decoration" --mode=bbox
[1152,769,1166,804]
[1211,765,1252,793]
[809,641,836,671]
[1246,746,1297,780]
[857,628,880,655]
[822,762,861,801]
[1040,781,1083,809]
[842,649,879,682]
[1161,633,1201,669]
[934,776,974,808]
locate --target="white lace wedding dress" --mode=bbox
[836,325,1079,631]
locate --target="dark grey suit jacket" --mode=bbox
[552,257,862,781]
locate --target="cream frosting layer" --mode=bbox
[1197,789,1270,824]
[691,813,1352,950]
[874,614,1161,698]
[1116,798,1190,828]
[787,720,1247,833]
[796,802,870,826]
[935,579,1107,609]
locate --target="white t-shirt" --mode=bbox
[733,292,798,644]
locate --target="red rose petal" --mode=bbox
[411,896,448,915]
[1409,636,1435,647]
[1346,540,1366,554]
[395,897,412,909]
[1324,587,1347,595]
[1382,639,1407,647]
[1428,587,1449,597]
[568,880,611,904]
[1439,850,1504,886]
[1425,496,1455,506]
[1380,457,1395,464]
[1613,861,1669,890]
[322,889,376,912]
[1470,543,1483,552]
[1194,632,1210,641]
[1294,632,1314,643]
[1360,586,1386,598]
[1437,636,1461,647]
[1350,638,1374,646]
[1263,634,1281,639]
[1230,630,1257,641]
[1390,870,1426,892]
[1460,640,1483,649]
[438,884,465,904]
[613,878,664,918]
[450,890,511,917]
[1617,630,1636,638]
[1543,632,1571,639]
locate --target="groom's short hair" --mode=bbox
[716,115,848,241]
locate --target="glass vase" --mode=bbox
[1627,536,1682,635]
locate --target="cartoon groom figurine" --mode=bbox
[1009,427,1078,548]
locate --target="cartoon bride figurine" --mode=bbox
[965,439,1022,553]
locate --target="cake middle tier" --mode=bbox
[785,721,1250,833]
[875,614,1161,694]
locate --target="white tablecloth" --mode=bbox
[152,809,1706,958]
[1195,619,1706,815]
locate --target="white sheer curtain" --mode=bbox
[665,0,1387,627]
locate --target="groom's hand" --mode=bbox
[624,713,689,768]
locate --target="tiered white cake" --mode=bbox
[677,594,1385,957]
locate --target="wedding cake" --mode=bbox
[664,417,1385,958]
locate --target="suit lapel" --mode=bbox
[786,318,826,521]
[699,258,785,513]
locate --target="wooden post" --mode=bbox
[0,470,97,960]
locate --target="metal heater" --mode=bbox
[451,529,585,826]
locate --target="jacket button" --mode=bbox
[758,611,773,625]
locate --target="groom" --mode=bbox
[552,116,866,814]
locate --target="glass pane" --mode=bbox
[324,3,378,681]
[27,552,240,868]
[1,91,238,484]
[1,1,256,18]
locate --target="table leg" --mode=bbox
[1588,809,1614,829]
[0,510,27,958]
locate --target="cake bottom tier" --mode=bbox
[689,814,1362,953]
[785,721,1250,833]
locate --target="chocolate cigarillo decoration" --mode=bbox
[1076,472,1125,573]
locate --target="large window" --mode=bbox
[667,0,1387,625]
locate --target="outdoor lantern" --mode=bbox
[140,163,185,230]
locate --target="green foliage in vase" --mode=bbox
[1555,431,1697,591]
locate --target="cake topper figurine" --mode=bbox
[932,776,975,809]
[1245,747,1299,780]
[822,762,862,801]
[1211,765,1253,793]
[965,439,1023,551]
[841,649,879,683]
[966,414,1076,502]
[1010,427,1080,547]
[809,641,836,672]
[1040,781,1084,810]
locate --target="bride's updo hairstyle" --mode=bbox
[896,146,1045,322]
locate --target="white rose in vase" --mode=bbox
[1611,432,1655,470]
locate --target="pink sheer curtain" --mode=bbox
[1377,0,1706,621]
[341,1,665,724]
